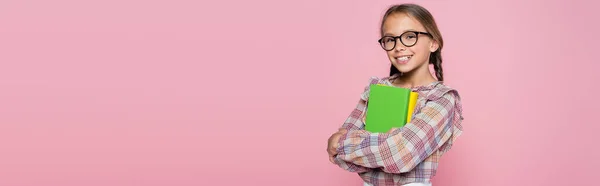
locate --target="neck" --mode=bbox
[391,64,438,88]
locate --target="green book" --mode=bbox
[364,84,412,133]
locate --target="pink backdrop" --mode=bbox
[1,0,599,185]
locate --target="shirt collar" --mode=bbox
[360,76,445,102]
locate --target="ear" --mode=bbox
[429,40,439,52]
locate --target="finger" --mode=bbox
[329,132,341,142]
[333,143,338,150]
[329,149,336,157]
[327,147,336,155]
[329,156,335,164]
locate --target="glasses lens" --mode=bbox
[401,32,418,46]
[380,36,395,50]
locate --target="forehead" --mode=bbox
[382,13,426,36]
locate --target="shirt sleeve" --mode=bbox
[334,90,460,174]
[339,76,380,131]
[333,98,372,173]
[332,78,379,173]
[339,99,367,131]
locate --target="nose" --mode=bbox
[394,38,406,52]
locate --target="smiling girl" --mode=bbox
[327,4,465,186]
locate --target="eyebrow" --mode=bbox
[383,29,420,36]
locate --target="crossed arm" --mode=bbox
[330,91,459,174]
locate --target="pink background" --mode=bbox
[1,0,599,185]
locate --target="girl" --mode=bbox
[326,4,464,186]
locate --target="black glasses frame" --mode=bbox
[378,31,431,51]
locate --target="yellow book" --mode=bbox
[406,92,418,123]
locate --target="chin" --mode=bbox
[398,69,414,74]
[392,64,414,74]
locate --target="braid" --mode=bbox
[431,51,444,81]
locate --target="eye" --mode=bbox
[403,33,417,40]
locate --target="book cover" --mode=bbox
[364,84,412,133]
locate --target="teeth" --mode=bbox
[397,56,411,60]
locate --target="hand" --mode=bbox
[327,128,348,164]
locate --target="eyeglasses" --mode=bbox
[378,31,431,51]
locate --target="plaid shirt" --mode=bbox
[333,76,464,186]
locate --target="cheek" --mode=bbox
[412,43,430,54]
[408,46,431,62]
[386,51,395,58]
